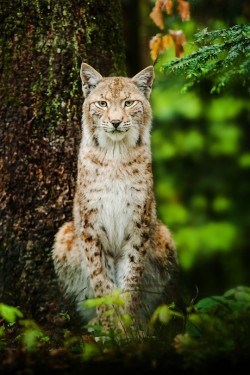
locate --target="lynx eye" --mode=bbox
[96,101,108,108]
[124,100,135,107]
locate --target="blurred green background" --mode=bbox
[140,0,250,299]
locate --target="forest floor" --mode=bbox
[0,314,182,375]
[0,310,249,375]
[1,286,250,374]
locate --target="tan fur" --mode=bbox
[52,64,178,328]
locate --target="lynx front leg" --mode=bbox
[80,230,116,324]
[81,231,113,295]
[119,193,156,317]
[117,226,151,318]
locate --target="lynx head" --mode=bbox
[80,63,154,149]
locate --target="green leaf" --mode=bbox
[83,290,131,309]
[224,286,250,303]
[195,296,227,312]
[22,329,43,352]
[82,342,100,361]
[150,304,179,325]
[0,304,23,323]
[120,313,132,328]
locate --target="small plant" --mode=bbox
[17,319,50,352]
[82,289,134,343]
[1,286,250,371]
[150,302,184,326]
[0,303,49,352]
[0,303,24,323]
[174,286,250,368]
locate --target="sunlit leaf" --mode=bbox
[162,34,172,49]
[149,33,172,61]
[22,329,43,351]
[0,304,23,323]
[82,342,100,361]
[150,304,183,325]
[83,290,130,310]
[150,34,163,61]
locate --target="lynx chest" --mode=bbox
[81,161,147,252]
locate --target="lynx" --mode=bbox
[52,63,178,331]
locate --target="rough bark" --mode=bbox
[0,0,126,320]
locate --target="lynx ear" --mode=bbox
[80,63,103,98]
[132,66,155,99]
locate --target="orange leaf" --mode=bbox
[162,34,172,49]
[149,34,163,60]
[150,0,164,30]
[169,29,186,57]
[177,0,190,21]
[149,33,172,60]
[164,0,174,15]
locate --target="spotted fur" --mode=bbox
[53,64,178,327]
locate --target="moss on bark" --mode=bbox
[0,0,126,319]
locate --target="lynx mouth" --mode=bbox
[105,129,129,134]
[105,129,128,141]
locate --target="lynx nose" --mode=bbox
[111,120,121,129]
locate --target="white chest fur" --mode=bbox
[99,176,134,251]
[81,156,145,255]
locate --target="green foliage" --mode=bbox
[18,319,50,352]
[0,303,23,323]
[82,342,100,361]
[174,286,250,367]
[175,222,237,269]
[151,43,250,287]
[83,289,131,310]
[150,303,183,325]
[1,287,250,371]
[0,0,126,135]
[0,303,48,352]
[162,24,250,92]
[82,290,136,342]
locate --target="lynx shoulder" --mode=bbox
[53,63,178,327]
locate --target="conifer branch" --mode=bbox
[162,24,250,92]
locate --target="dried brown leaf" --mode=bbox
[164,0,174,15]
[177,0,190,21]
[162,34,172,49]
[169,29,186,57]
[149,33,172,60]
[150,0,164,30]
[149,34,163,60]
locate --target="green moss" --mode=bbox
[0,0,126,133]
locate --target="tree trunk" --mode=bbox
[0,0,126,321]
